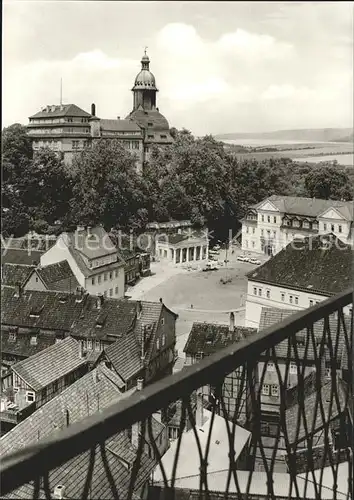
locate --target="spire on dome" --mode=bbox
[141,47,150,70]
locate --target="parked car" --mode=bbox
[237,255,250,262]
[249,258,261,265]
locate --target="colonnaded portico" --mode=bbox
[155,234,209,266]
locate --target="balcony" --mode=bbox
[1,289,353,499]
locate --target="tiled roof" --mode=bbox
[184,322,257,355]
[1,287,137,341]
[0,365,157,499]
[285,378,348,445]
[126,109,171,132]
[1,248,43,266]
[35,260,81,292]
[2,264,35,286]
[105,333,142,381]
[65,226,118,259]
[259,307,351,363]
[29,104,91,119]
[100,119,142,132]
[12,337,87,391]
[1,288,175,354]
[253,195,354,220]
[168,234,189,244]
[105,300,170,381]
[247,234,353,294]
[1,329,56,359]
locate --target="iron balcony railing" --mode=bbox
[1,289,353,500]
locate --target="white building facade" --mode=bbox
[155,234,209,266]
[241,196,353,256]
[40,226,125,298]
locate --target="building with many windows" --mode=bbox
[27,51,173,171]
[241,195,354,256]
[245,233,353,328]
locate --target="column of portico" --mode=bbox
[193,246,197,261]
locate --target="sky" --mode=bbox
[2,1,353,135]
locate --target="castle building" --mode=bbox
[27,51,173,171]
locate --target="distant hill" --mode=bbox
[215,128,353,143]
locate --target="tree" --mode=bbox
[304,165,352,200]
[70,140,146,230]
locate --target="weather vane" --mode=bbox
[144,46,148,55]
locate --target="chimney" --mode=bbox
[91,103,96,116]
[96,294,104,309]
[196,392,204,428]
[53,485,65,500]
[159,297,163,303]
[14,283,23,298]
[137,378,144,391]
[229,312,235,332]
[117,116,120,120]
[136,300,142,318]
[65,409,70,427]
[79,341,85,359]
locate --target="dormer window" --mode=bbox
[8,331,17,342]
[148,122,153,127]
[30,336,38,346]
[30,306,43,318]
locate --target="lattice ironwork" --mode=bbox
[1,289,353,499]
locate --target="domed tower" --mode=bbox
[132,49,158,111]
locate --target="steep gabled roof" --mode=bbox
[12,337,87,391]
[34,260,81,292]
[184,322,257,355]
[100,119,142,132]
[29,104,91,119]
[2,263,36,286]
[247,234,353,295]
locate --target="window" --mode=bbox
[266,290,270,299]
[160,134,167,139]
[148,122,153,127]
[261,229,264,236]
[104,273,108,281]
[323,223,327,231]
[109,288,113,297]
[252,241,255,248]
[156,338,160,350]
[115,270,119,278]
[273,216,277,223]
[325,368,331,378]
[26,391,35,403]
[267,216,271,223]
[98,275,102,284]
[338,225,342,233]
[273,230,276,238]
[258,288,262,296]
[246,226,249,234]
[271,385,279,397]
[115,286,119,295]
[91,277,95,285]
[281,293,285,302]
[252,227,255,234]
[262,384,270,395]
[161,318,165,325]
[9,331,17,342]
[261,215,264,222]
[109,271,113,280]
[253,287,257,295]
[331,224,335,232]
[293,220,300,227]
[267,362,275,372]
[289,295,293,304]
[303,221,309,229]
[87,339,92,349]
[309,299,314,307]
[30,336,37,346]
[290,362,297,374]
[162,333,166,346]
